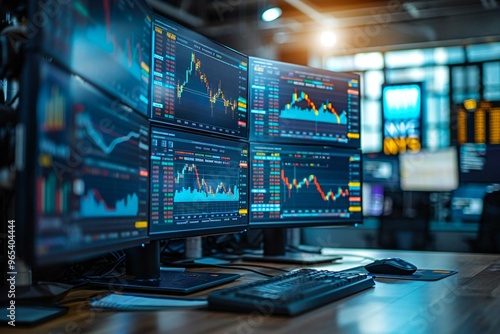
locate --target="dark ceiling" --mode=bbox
[147,0,500,61]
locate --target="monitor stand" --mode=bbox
[242,228,342,264]
[88,241,240,295]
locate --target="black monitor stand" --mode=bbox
[242,228,342,264]
[88,241,240,295]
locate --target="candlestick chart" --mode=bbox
[151,17,248,138]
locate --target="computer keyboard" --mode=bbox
[207,268,375,316]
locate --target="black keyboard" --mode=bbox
[207,268,375,316]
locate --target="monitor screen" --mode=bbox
[17,59,150,267]
[34,0,152,115]
[382,83,423,155]
[451,100,500,145]
[450,183,493,222]
[459,143,500,184]
[399,147,459,192]
[362,153,400,189]
[248,57,361,147]
[149,126,249,239]
[150,14,248,139]
[362,183,384,217]
[249,143,362,228]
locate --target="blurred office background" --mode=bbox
[4,1,497,253]
[147,0,500,253]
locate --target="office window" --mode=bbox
[386,47,466,68]
[361,99,382,153]
[321,42,499,155]
[325,55,355,71]
[386,49,425,68]
[467,42,500,62]
[425,127,450,150]
[361,131,381,153]
[484,61,500,101]
[354,52,384,70]
[433,46,466,65]
[386,67,425,83]
[425,96,450,148]
[363,70,384,99]
[426,66,449,95]
[451,65,481,104]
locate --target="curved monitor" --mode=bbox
[249,143,362,228]
[248,57,361,147]
[150,14,248,139]
[149,126,249,239]
[32,0,152,115]
[17,57,150,267]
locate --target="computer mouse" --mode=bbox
[364,257,418,275]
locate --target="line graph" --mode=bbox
[75,111,142,155]
[174,163,240,202]
[281,169,349,202]
[177,52,239,118]
[280,90,347,125]
[80,188,139,217]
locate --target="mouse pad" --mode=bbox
[343,266,458,281]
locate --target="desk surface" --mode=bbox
[8,249,500,334]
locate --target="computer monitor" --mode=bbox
[149,126,249,239]
[450,183,492,222]
[32,0,152,115]
[382,83,423,155]
[93,126,250,293]
[362,183,384,217]
[248,57,361,147]
[150,14,248,139]
[450,100,500,145]
[459,143,500,184]
[17,57,150,268]
[362,153,400,189]
[246,143,362,262]
[399,147,459,192]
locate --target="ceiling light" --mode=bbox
[262,7,282,22]
[320,31,337,48]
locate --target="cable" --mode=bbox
[5,92,18,106]
[58,291,108,306]
[221,263,289,273]
[207,264,275,278]
[286,245,378,262]
[325,253,379,262]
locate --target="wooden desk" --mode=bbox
[8,249,500,334]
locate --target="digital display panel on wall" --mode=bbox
[382,83,423,155]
